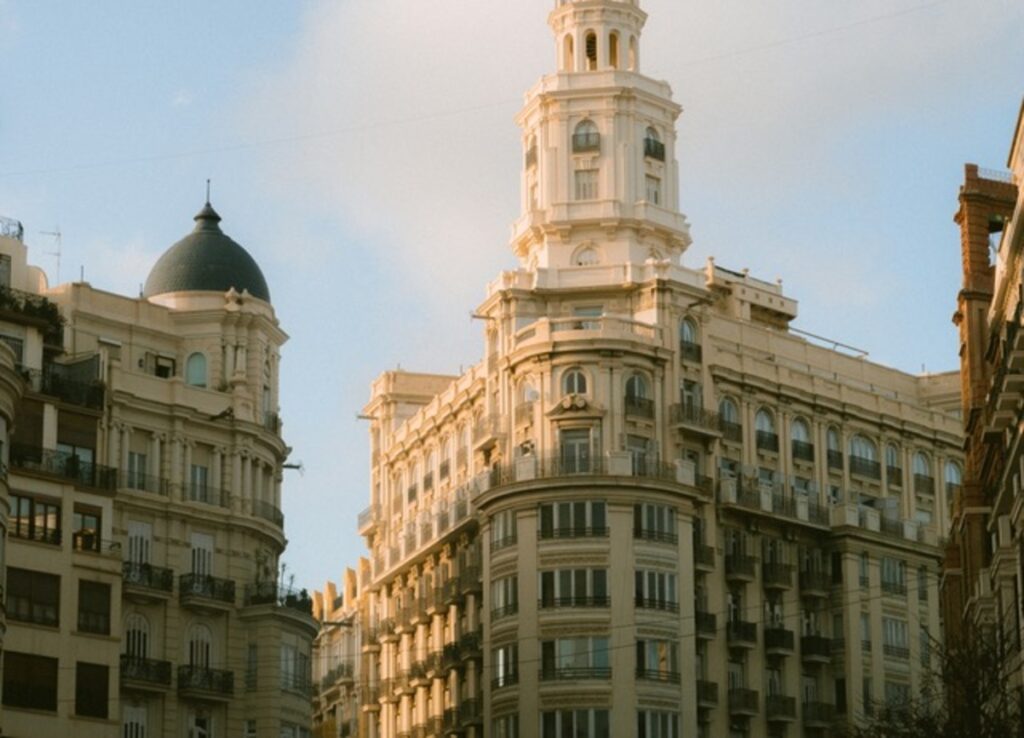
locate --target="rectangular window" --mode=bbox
[7,567,60,626]
[882,617,909,658]
[2,652,58,711]
[541,709,609,738]
[10,493,61,544]
[636,639,680,681]
[127,520,152,565]
[72,505,101,552]
[124,704,148,738]
[126,450,147,490]
[538,500,606,538]
[491,510,517,550]
[860,612,870,649]
[75,662,109,718]
[539,568,608,608]
[190,532,214,576]
[246,643,258,691]
[491,575,519,618]
[574,169,599,201]
[917,565,928,602]
[493,642,518,687]
[645,175,662,205]
[78,580,111,635]
[280,644,310,692]
[189,464,210,502]
[637,710,679,738]
[558,428,592,474]
[635,569,678,610]
[863,677,873,715]
[881,557,906,594]
[493,715,519,738]
[540,637,610,680]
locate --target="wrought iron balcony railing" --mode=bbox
[179,573,235,604]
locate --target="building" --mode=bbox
[943,105,1024,669]
[0,202,317,737]
[311,568,366,738]
[312,1,965,737]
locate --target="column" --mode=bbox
[183,441,193,502]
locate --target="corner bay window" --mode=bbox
[542,710,609,738]
[539,500,606,538]
[637,710,679,738]
[636,639,680,681]
[540,637,610,680]
[540,568,608,608]
[634,503,677,543]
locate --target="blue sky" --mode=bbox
[1,0,1021,591]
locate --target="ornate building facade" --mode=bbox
[312,2,964,737]
[0,203,316,737]
[943,105,1024,672]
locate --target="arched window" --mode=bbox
[791,418,810,443]
[562,368,587,395]
[425,452,436,490]
[849,435,877,461]
[185,352,207,388]
[608,32,619,68]
[886,443,900,470]
[625,373,648,401]
[573,120,600,153]
[584,31,598,70]
[913,452,931,478]
[187,623,212,668]
[563,34,575,72]
[826,427,840,451]
[944,461,962,488]
[680,317,697,345]
[644,126,665,161]
[719,397,739,424]
[124,613,150,658]
[755,409,775,434]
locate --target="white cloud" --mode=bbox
[172,89,193,108]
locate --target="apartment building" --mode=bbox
[311,1,965,737]
[0,202,316,737]
[943,104,1024,670]
[312,568,366,738]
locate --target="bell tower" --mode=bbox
[511,0,691,271]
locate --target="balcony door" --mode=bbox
[559,428,591,474]
[127,521,151,565]
[190,532,213,577]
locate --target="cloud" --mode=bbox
[171,89,193,108]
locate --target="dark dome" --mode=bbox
[143,202,271,303]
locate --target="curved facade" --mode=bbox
[317,2,966,738]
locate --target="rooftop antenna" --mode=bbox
[39,226,62,284]
[206,178,211,204]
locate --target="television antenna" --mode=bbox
[39,227,62,284]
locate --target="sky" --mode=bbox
[1,0,1022,592]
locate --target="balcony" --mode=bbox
[756,431,779,453]
[801,635,832,663]
[827,450,843,471]
[883,644,909,660]
[121,654,172,691]
[178,665,233,701]
[636,667,681,684]
[762,562,793,589]
[10,443,117,492]
[187,484,229,508]
[357,505,378,535]
[21,363,104,409]
[540,596,610,610]
[472,414,503,449]
[791,440,815,463]
[764,627,795,654]
[803,701,836,727]
[643,137,666,161]
[727,620,757,648]
[720,420,742,442]
[696,610,717,638]
[539,666,611,682]
[635,527,678,545]
[881,580,907,597]
[491,672,519,690]
[728,688,759,716]
[697,680,718,707]
[850,456,881,480]
[694,543,715,570]
[887,466,903,486]
[914,474,935,496]
[766,694,797,721]
[624,395,654,419]
[458,699,482,726]
[679,339,702,363]
[636,597,679,613]
[572,132,600,153]
[799,569,831,597]
[179,573,235,611]
[0,283,63,345]
[244,582,313,617]
[122,470,169,496]
[252,500,284,528]
[725,554,756,581]
[668,404,720,436]
[123,562,174,601]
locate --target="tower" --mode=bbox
[512,0,691,271]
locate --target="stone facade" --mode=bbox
[312,2,964,737]
[0,206,316,737]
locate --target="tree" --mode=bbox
[842,627,1024,738]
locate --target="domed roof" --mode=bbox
[143,202,271,303]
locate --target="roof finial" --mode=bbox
[205,178,211,205]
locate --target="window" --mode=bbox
[584,33,598,70]
[882,617,909,659]
[633,503,677,543]
[913,452,931,477]
[636,639,679,681]
[644,126,666,161]
[539,500,606,538]
[494,715,519,738]
[189,463,210,502]
[281,644,310,692]
[493,642,518,687]
[491,510,517,550]
[540,637,610,680]
[190,532,214,576]
[2,652,58,711]
[755,409,778,451]
[7,567,59,626]
[637,710,679,738]
[246,643,258,690]
[188,623,212,668]
[918,565,929,603]
[541,710,609,738]
[127,520,152,565]
[492,575,519,619]
[881,557,906,595]
[78,580,111,634]
[562,368,587,395]
[75,662,109,718]
[791,418,813,461]
[680,317,698,346]
[645,175,662,205]
[827,426,843,469]
[884,681,911,707]
[574,169,599,200]
[945,460,962,492]
[124,704,148,738]
[10,493,61,544]
[608,32,619,68]
[124,613,150,658]
[625,373,648,400]
[126,450,148,490]
[188,713,212,738]
[558,428,592,474]
[886,444,901,475]
[185,352,207,387]
[635,569,678,610]
[245,719,257,738]
[719,397,740,440]
[859,552,869,586]
[154,355,175,379]
[540,568,608,607]
[73,505,101,552]
[849,435,880,478]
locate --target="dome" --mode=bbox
[143,202,271,303]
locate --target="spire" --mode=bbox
[193,200,223,233]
